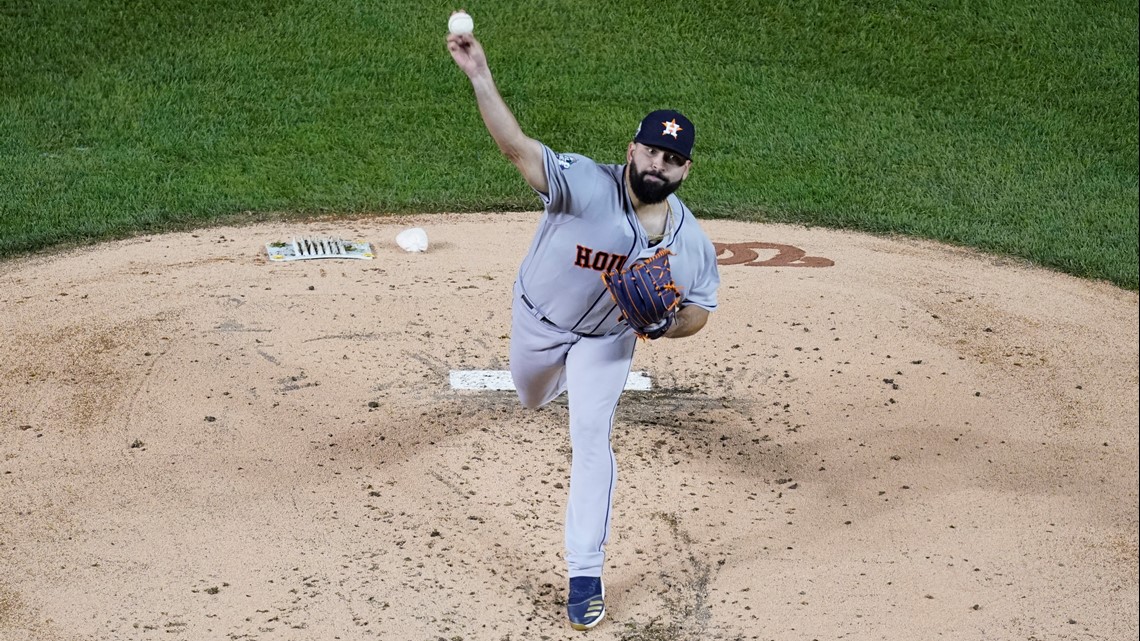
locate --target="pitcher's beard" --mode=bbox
[628,158,682,204]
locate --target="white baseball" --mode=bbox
[448,11,474,35]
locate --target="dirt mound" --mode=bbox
[2,213,1136,640]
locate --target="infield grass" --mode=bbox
[1,0,1137,288]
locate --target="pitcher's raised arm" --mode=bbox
[447,32,548,196]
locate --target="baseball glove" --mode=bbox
[602,248,682,339]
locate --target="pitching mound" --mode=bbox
[1,213,1136,640]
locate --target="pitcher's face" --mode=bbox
[627,142,690,204]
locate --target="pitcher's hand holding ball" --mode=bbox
[446,15,486,80]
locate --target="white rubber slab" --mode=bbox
[450,370,651,391]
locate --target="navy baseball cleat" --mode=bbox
[567,576,605,630]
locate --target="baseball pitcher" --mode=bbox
[447,27,721,631]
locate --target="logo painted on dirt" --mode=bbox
[714,242,834,267]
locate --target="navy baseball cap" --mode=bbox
[633,109,695,160]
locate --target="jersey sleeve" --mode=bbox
[681,236,721,312]
[534,144,598,217]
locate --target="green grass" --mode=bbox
[1,0,1136,289]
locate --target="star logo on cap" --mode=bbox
[661,119,683,139]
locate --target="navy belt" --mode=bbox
[521,294,559,328]
[520,294,611,338]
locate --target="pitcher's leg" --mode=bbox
[562,331,637,577]
[509,295,574,409]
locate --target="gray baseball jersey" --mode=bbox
[516,144,720,335]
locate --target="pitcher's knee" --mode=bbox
[515,382,559,409]
[511,370,564,410]
[517,391,545,410]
